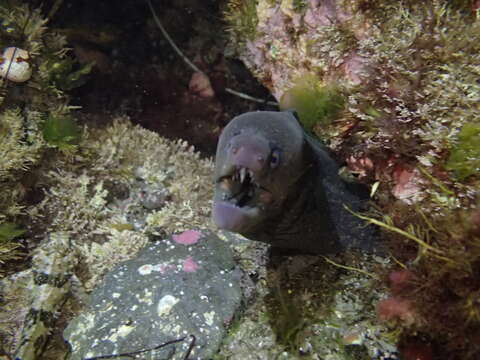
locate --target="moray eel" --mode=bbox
[213,111,377,254]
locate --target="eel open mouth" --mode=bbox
[213,166,272,231]
[217,166,266,207]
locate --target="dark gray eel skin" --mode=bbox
[212,110,378,254]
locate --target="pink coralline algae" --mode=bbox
[304,0,335,27]
[189,72,215,98]
[392,166,424,203]
[173,230,202,245]
[342,52,369,85]
[377,297,416,325]
[183,256,199,273]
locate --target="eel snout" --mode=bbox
[213,134,273,232]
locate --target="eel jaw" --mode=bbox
[213,166,272,232]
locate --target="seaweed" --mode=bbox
[42,114,80,151]
[224,0,259,51]
[446,123,480,180]
[0,222,24,266]
[0,1,90,265]
[280,73,345,131]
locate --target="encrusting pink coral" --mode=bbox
[172,230,202,245]
[182,256,199,273]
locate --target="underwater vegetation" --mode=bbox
[263,255,384,357]
[42,113,80,151]
[0,222,25,265]
[0,115,215,356]
[223,0,259,54]
[225,0,480,358]
[0,2,91,264]
[279,73,344,132]
[446,123,480,180]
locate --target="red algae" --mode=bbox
[182,256,199,273]
[377,297,416,325]
[389,269,415,294]
[173,230,202,245]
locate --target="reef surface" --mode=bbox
[225,0,480,358]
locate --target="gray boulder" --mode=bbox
[64,230,243,360]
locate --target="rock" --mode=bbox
[64,230,243,360]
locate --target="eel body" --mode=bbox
[212,111,377,254]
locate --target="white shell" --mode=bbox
[0,47,32,82]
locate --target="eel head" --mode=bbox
[213,111,307,234]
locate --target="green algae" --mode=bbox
[224,0,259,49]
[267,281,308,351]
[0,222,24,266]
[280,74,345,132]
[292,0,308,13]
[41,57,93,91]
[42,114,81,150]
[0,222,25,242]
[446,123,480,180]
[108,223,136,232]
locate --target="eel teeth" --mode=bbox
[239,167,247,183]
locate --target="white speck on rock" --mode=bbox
[157,295,179,317]
[117,324,134,337]
[138,264,153,275]
[204,311,215,326]
[108,323,134,342]
[143,289,153,305]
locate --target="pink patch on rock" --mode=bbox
[246,40,265,68]
[183,256,199,273]
[305,0,336,27]
[377,297,416,325]
[392,167,424,203]
[152,263,171,274]
[189,71,215,98]
[173,230,202,245]
[347,155,374,179]
[342,52,368,85]
[389,269,415,294]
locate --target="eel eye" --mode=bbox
[269,149,281,168]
